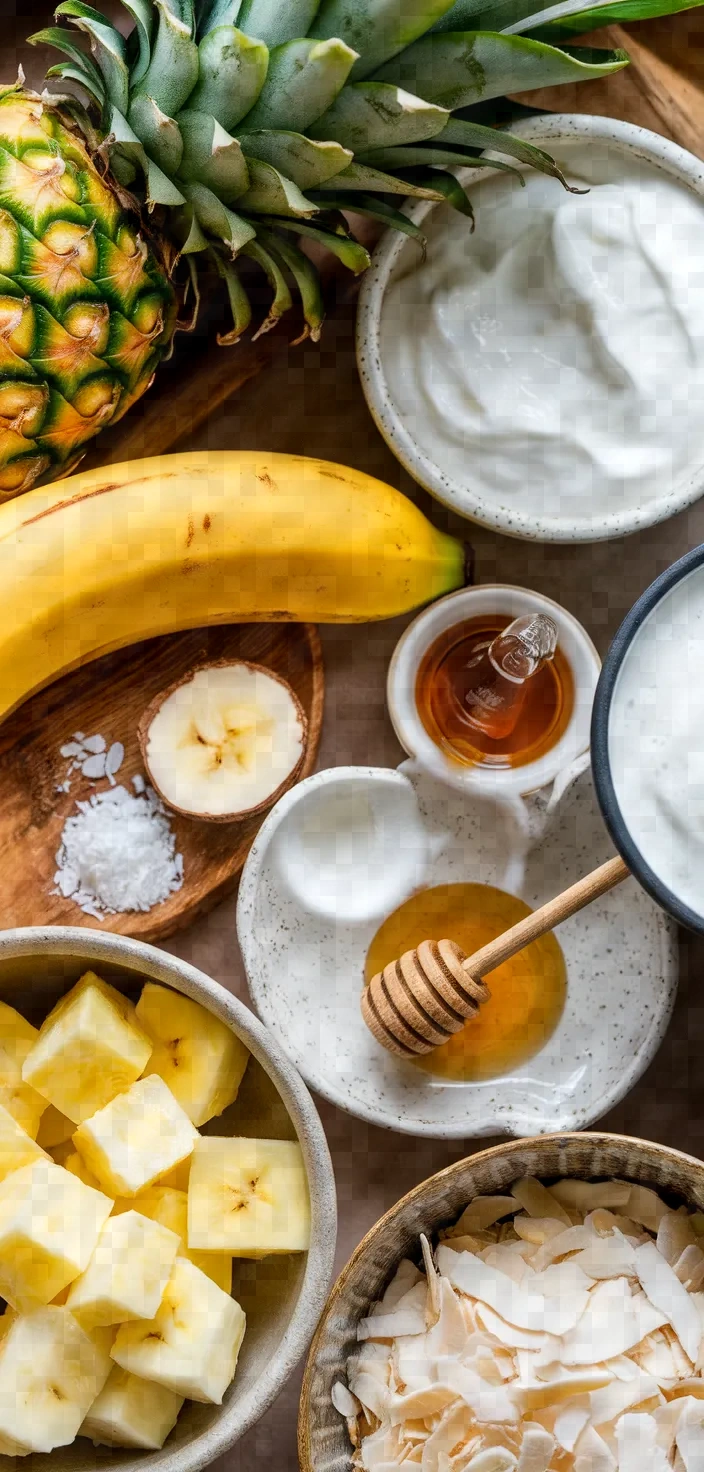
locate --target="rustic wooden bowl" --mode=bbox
[298,1131,704,1472]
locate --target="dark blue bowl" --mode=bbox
[591,543,704,934]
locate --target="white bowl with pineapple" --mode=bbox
[0,929,336,1467]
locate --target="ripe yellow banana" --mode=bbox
[0,451,465,723]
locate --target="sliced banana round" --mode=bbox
[138,661,307,821]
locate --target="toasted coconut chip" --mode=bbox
[616,1412,673,1472]
[516,1425,555,1472]
[554,1404,590,1452]
[437,1247,590,1336]
[675,1246,704,1292]
[451,1199,519,1234]
[481,1244,536,1284]
[444,1233,501,1254]
[569,1231,636,1281]
[658,1215,697,1268]
[635,1241,702,1365]
[676,1400,704,1472]
[422,1234,441,1324]
[443,1362,520,1425]
[531,1226,594,1272]
[351,1371,392,1421]
[589,1367,660,1426]
[389,1385,458,1425]
[333,1381,361,1418]
[558,1279,668,1365]
[514,1216,568,1247]
[475,1303,558,1354]
[464,1450,516,1472]
[513,1179,572,1226]
[549,1182,631,1213]
[574,1425,616,1472]
[512,1368,614,1413]
[381,1260,425,1309]
[422,1403,477,1472]
[625,1187,673,1234]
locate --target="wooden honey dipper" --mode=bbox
[361,854,630,1059]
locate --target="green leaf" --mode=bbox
[359,142,523,173]
[187,26,269,131]
[128,94,184,174]
[196,0,242,34]
[133,0,200,115]
[403,165,476,216]
[310,190,428,241]
[214,253,252,342]
[238,158,319,216]
[29,26,107,102]
[237,0,322,45]
[429,0,518,28]
[311,0,458,80]
[175,200,210,250]
[308,81,448,151]
[240,237,294,336]
[180,179,257,249]
[236,130,352,188]
[260,216,371,273]
[43,59,105,105]
[107,104,187,206]
[121,0,153,83]
[257,227,325,341]
[177,109,250,200]
[522,0,704,33]
[439,116,569,181]
[239,37,357,133]
[315,159,444,195]
[54,2,129,112]
[372,30,628,107]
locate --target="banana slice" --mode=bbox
[138,660,307,820]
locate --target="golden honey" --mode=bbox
[364,882,567,1081]
[415,615,574,770]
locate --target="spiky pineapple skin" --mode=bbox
[0,89,176,498]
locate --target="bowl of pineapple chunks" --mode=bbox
[0,927,336,1468]
[300,1132,704,1472]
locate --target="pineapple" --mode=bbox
[49,1140,104,1190]
[73,1073,198,1197]
[22,971,153,1124]
[82,1364,184,1451]
[0,1304,112,1454]
[36,1102,75,1148]
[0,1099,49,1180]
[0,0,671,495]
[135,981,250,1127]
[113,1183,232,1292]
[0,1156,113,1310]
[66,1208,180,1328]
[0,1001,46,1139]
[188,1135,310,1255]
[111,1255,246,1404]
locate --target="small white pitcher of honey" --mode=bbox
[387,585,601,798]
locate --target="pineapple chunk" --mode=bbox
[111,1256,246,1404]
[22,971,152,1124]
[113,1185,232,1293]
[82,1364,183,1450]
[0,1000,46,1138]
[135,982,250,1126]
[49,1142,104,1191]
[158,1155,191,1191]
[188,1137,310,1256]
[37,1104,74,1149]
[0,1157,113,1310]
[0,1305,112,1453]
[0,1100,48,1181]
[67,1209,180,1329]
[74,1074,198,1198]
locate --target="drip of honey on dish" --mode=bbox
[364,882,567,1082]
[416,615,574,770]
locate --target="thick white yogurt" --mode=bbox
[609,564,704,918]
[379,139,704,522]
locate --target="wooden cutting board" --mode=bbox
[0,623,323,942]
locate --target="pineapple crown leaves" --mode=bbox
[27,0,695,343]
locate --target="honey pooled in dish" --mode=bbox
[364,883,566,1081]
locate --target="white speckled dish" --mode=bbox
[357,115,704,543]
[237,761,677,1139]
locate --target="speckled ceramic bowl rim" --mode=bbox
[592,541,704,934]
[356,114,704,544]
[237,764,677,1140]
[0,927,337,1472]
[297,1132,704,1471]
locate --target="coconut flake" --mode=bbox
[635,1241,702,1365]
[53,784,184,916]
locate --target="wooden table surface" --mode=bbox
[9,8,704,1468]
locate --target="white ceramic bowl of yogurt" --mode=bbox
[357,114,704,543]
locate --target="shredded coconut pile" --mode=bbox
[333,1176,704,1472]
[54,778,184,919]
